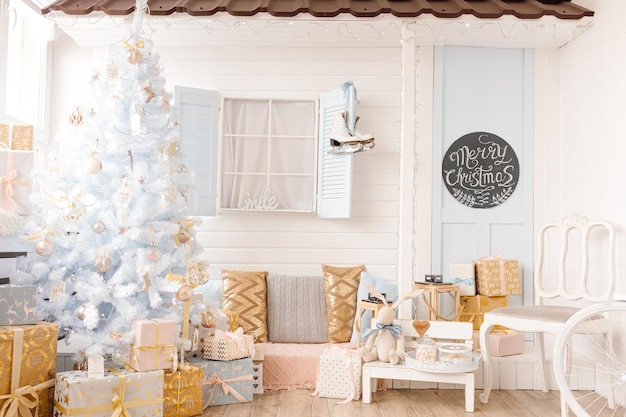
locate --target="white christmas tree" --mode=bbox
[12,0,208,364]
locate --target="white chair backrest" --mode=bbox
[371,319,474,350]
[534,214,615,303]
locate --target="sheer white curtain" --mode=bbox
[221,99,316,211]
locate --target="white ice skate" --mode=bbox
[328,112,375,154]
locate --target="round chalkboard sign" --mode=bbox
[442,132,519,209]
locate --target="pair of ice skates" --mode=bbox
[328,112,375,154]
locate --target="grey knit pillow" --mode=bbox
[266,274,328,343]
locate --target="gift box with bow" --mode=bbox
[0,124,33,151]
[315,348,362,402]
[0,322,58,417]
[475,255,521,296]
[53,367,164,417]
[163,365,203,417]
[128,318,176,372]
[201,327,255,361]
[0,150,34,215]
[450,263,476,296]
[188,357,253,407]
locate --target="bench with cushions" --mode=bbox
[195,265,398,391]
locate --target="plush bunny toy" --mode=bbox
[360,285,423,365]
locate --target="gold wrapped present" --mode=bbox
[0,322,58,417]
[475,255,521,296]
[53,367,163,417]
[202,328,254,361]
[459,295,508,330]
[0,124,33,151]
[163,365,203,417]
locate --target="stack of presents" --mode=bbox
[0,123,35,236]
[451,255,525,357]
[1,283,260,417]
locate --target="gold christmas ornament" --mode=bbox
[144,86,155,103]
[176,226,190,244]
[201,310,216,329]
[126,48,142,64]
[142,272,151,292]
[63,203,82,222]
[35,238,54,256]
[176,285,194,302]
[69,108,84,126]
[95,249,112,274]
[162,95,170,111]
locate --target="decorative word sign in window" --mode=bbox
[441,131,519,209]
[220,98,317,212]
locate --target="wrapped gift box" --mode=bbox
[317,348,362,402]
[202,328,254,361]
[163,365,203,417]
[0,150,34,215]
[0,123,33,150]
[211,309,239,332]
[489,329,525,357]
[54,367,164,417]
[459,295,508,330]
[128,318,175,371]
[0,284,37,325]
[188,357,253,407]
[475,256,521,296]
[450,263,476,296]
[0,322,58,417]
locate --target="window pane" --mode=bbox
[271,101,316,136]
[271,136,315,174]
[222,136,268,173]
[270,176,314,211]
[6,1,48,126]
[223,99,269,136]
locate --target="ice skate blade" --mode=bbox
[328,141,375,155]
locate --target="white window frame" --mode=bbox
[176,87,354,218]
[217,96,319,213]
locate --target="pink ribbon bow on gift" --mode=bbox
[0,152,31,211]
[203,374,253,408]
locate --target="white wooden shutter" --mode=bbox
[316,88,354,218]
[175,86,220,216]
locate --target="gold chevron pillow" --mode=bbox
[221,269,269,343]
[322,264,365,343]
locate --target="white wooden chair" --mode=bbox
[362,319,476,412]
[478,214,616,414]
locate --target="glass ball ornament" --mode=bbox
[76,305,87,321]
[63,203,82,222]
[95,252,112,274]
[176,285,194,302]
[146,243,161,262]
[35,238,54,256]
[92,221,106,234]
[177,227,191,244]
[85,156,102,174]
